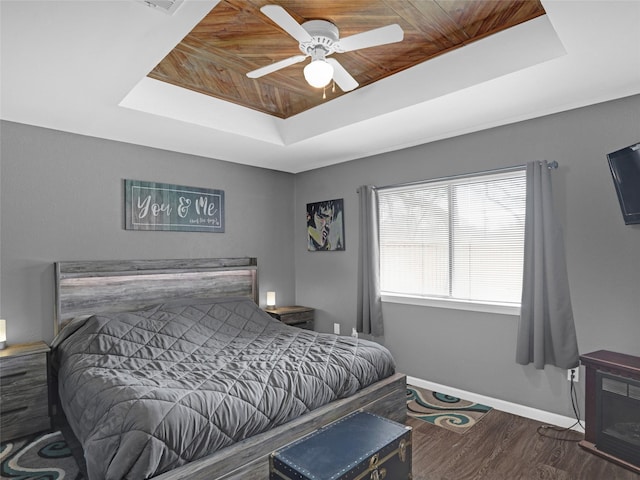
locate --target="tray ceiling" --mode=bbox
[3,1,639,173]
[149,0,545,119]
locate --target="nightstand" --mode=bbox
[0,341,51,441]
[265,306,315,331]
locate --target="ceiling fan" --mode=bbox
[247,5,404,92]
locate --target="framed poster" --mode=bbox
[125,179,224,232]
[307,198,345,251]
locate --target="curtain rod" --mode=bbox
[371,160,559,192]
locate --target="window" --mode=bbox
[378,169,526,310]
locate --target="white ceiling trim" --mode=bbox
[120,77,285,145]
[119,15,566,147]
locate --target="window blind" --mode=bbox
[378,169,526,305]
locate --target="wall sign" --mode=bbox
[125,180,225,232]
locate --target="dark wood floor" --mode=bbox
[407,409,639,480]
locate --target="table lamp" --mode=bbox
[266,291,276,309]
[0,319,6,349]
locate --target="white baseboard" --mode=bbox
[407,375,585,433]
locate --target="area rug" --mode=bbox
[407,385,493,434]
[1,431,84,479]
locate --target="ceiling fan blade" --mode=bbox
[247,54,307,78]
[336,24,404,52]
[260,5,313,44]
[326,58,359,92]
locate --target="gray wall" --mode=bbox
[0,121,296,344]
[2,95,639,419]
[294,94,640,418]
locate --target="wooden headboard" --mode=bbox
[54,258,257,336]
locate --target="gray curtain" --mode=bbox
[357,185,384,336]
[516,161,579,369]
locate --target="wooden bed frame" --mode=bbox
[53,258,407,480]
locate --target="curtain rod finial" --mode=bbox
[548,161,558,169]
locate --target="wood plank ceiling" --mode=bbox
[148,0,545,119]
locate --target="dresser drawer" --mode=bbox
[1,404,50,441]
[0,381,48,414]
[0,352,47,386]
[265,306,315,331]
[280,311,314,325]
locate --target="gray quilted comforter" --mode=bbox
[54,297,395,480]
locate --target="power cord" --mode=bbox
[536,369,585,442]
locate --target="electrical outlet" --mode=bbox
[333,323,340,335]
[567,367,579,382]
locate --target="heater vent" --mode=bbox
[140,0,183,15]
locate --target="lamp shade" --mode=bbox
[0,319,6,349]
[266,291,276,308]
[303,59,334,88]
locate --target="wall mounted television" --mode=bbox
[607,142,640,225]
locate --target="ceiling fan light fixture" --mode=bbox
[248,6,403,93]
[304,59,334,88]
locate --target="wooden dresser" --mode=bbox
[0,341,51,441]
